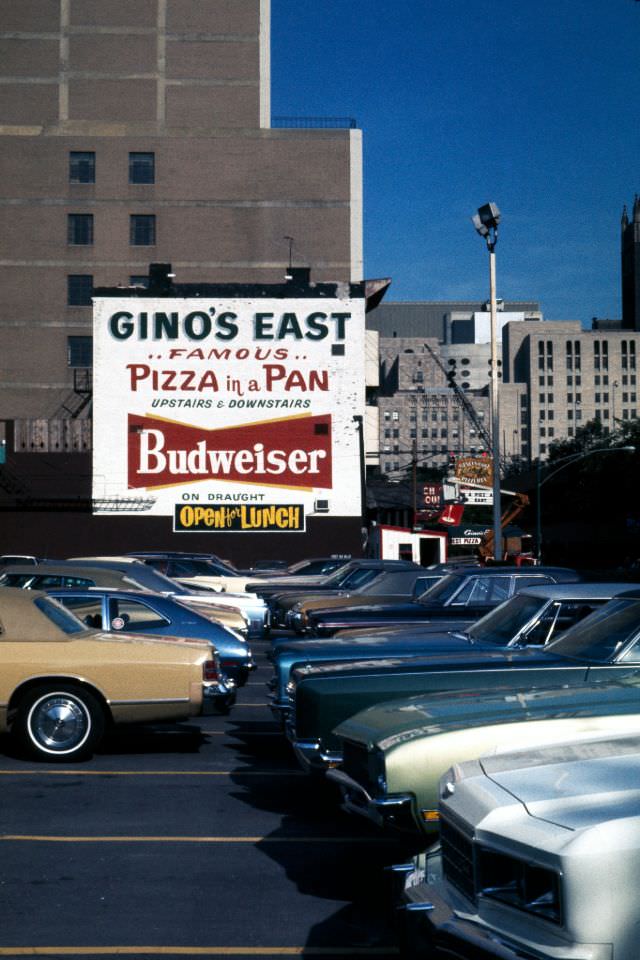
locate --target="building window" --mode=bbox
[67,274,93,306]
[130,215,156,245]
[129,152,155,184]
[68,214,93,245]
[67,336,92,367]
[69,151,95,183]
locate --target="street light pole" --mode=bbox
[473,203,502,561]
[535,445,635,562]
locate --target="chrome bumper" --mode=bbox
[327,766,415,831]
[400,883,609,960]
[201,677,237,715]
[291,737,342,773]
[268,695,290,723]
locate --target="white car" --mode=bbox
[401,733,640,959]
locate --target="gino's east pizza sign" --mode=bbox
[92,296,366,522]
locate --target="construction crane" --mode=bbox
[422,342,494,452]
[477,491,531,564]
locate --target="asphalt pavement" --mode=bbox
[0,636,418,959]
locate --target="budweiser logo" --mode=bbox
[128,413,332,490]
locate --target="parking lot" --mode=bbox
[0,635,415,959]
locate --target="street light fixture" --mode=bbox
[473,202,502,560]
[535,445,636,562]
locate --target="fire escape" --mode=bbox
[52,368,93,419]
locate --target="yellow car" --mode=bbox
[0,587,221,762]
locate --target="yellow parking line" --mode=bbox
[1,835,397,843]
[0,948,398,956]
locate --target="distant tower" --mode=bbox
[621,196,640,330]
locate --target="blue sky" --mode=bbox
[271,0,640,326]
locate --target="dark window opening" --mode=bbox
[69,151,95,183]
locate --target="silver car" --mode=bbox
[401,734,640,959]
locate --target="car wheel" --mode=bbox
[15,685,105,762]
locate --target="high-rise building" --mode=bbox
[0,0,362,420]
[621,197,640,331]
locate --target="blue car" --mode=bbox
[268,582,632,723]
[46,587,255,688]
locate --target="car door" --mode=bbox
[446,575,513,618]
[514,599,611,648]
[106,596,172,635]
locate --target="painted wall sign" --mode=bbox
[92,296,366,520]
[174,503,305,533]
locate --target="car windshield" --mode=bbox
[34,596,88,635]
[125,567,189,593]
[320,562,362,586]
[546,597,640,662]
[467,594,545,645]
[415,573,465,604]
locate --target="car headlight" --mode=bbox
[476,847,562,925]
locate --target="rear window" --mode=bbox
[30,575,96,589]
[34,596,88,635]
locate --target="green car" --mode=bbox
[327,678,640,841]
[287,588,640,774]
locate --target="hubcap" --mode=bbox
[28,694,90,754]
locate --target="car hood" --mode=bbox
[334,677,640,752]
[312,600,420,618]
[275,632,475,662]
[479,735,640,830]
[294,644,552,682]
[319,621,476,641]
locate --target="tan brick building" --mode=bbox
[0,0,362,420]
[0,0,366,560]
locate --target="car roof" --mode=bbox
[1,561,140,575]
[46,586,156,599]
[0,587,72,639]
[447,565,581,579]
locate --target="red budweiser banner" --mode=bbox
[128,413,333,490]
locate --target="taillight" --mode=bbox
[203,659,220,682]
